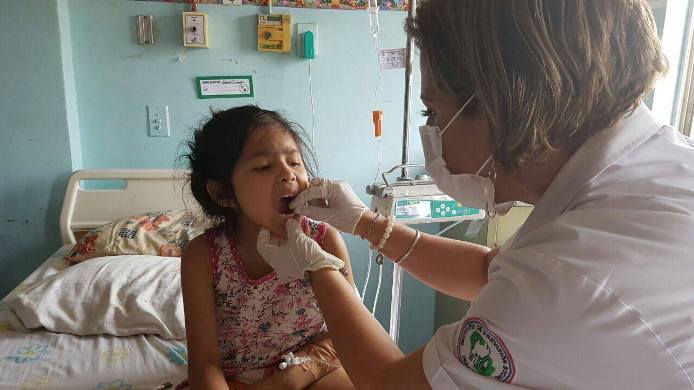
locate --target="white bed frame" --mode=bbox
[59,169,190,245]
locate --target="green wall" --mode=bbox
[0,0,75,299]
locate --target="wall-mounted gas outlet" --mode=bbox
[297,23,317,58]
[147,105,170,137]
[182,12,209,48]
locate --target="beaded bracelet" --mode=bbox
[375,215,395,252]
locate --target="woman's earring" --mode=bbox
[487,157,498,218]
[486,199,496,218]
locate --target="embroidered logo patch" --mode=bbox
[457,317,515,383]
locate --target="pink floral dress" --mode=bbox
[207,217,328,380]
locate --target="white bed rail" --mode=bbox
[59,169,189,245]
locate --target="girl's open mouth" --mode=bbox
[277,195,296,216]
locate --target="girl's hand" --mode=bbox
[289,178,369,235]
[257,218,345,281]
[247,335,341,390]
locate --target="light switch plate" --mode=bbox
[147,105,170,137]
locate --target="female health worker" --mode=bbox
[257,0,694,388]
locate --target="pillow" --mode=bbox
[65,209,205,265]
[5,255,184,339]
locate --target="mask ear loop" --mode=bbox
[440,94,476,136]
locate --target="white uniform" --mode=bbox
[423,104,694,389]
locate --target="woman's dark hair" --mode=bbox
[181,105,317,227]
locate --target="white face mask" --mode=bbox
[419,94,512,216]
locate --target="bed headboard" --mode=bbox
[59,169,190,245]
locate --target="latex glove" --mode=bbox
[289,178,369,234]
[257,219,345,281]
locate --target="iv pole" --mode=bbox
[389,0,417,344]
[400,0,416,181]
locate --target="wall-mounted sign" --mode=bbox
[379,48,407,70]
[196,76,254,99]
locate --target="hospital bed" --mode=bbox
[0,169,192,390]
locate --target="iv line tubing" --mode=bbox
[372,263,383,315]
[373,38,382,110]
[372,37,383,183]
[361,249,373,303]
[436,220,464,237]
[373,139,382,183]
[308,60,316,150]
[366,21,383,313]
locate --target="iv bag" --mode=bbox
[368,0,380,38]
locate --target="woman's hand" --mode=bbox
[257,218,345,281]
[289,178,369,235]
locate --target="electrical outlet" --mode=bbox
[147,105,170,137]
[297,23,318,58]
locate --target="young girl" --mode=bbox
[179,105,355,390]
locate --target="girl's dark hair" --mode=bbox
[181,105,317,227]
